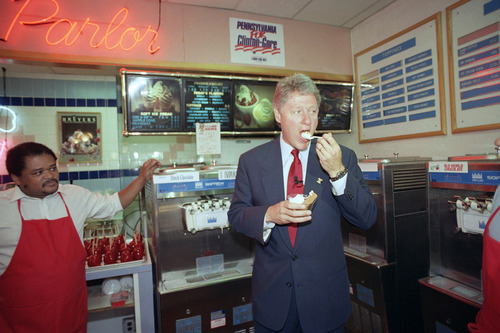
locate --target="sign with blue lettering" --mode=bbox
[362,171,382,181]
[429,170,500,187]
[354,13,445,143]
[447,0,500,133]
[428,161,500,188]
[158,179,235,194]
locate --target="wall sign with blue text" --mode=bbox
[446,0,500,134]
[354,13,446,143]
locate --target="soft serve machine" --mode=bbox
[143,164,254,332]
[343,155,430,333]
[419,153,500,333]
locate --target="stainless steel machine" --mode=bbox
[143,164,255,332]
[419,155,500,333]
[343,156,430,333]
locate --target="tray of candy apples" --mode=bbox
[85,225,146,270]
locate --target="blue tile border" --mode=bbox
[0,169,137,185]
[0,96,117,108]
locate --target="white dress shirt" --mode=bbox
[263,135,347,241]
[0,184,123,276]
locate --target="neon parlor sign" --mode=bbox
[0,139,6,159]
[0,106,17,159]
[1,0,160,54]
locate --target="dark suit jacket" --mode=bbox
[228,137,377,332]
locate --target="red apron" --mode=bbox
[468,205,500,333]
[0,193,87,333]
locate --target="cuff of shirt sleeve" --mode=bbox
[330,172,348,195]
[263,220,275,242]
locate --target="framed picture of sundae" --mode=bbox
[233,81,278,132]
[57,112,102,163]
[123,74,182,134]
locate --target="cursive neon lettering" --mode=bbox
[19,0,59,25]
[46,19,77,46]
[103,8,128,50]
[1,0,34,41]
[1,0,160,54]
[121,27,142,51]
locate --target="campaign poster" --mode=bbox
[229,18,285,67]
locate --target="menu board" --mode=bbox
[446,0,500,133]
[124,75,182,132]
[184,79,232,131]
[354,13,445,143]
[121,70,353,136]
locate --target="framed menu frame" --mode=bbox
[57,112,102,163]
[354,13,446,143]
[123,74,183,133]
[446,0,500,133]
[121,69,354,137]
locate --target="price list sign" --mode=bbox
[184,80,232,131]
[354,13,445,143]
[447,0,500,133]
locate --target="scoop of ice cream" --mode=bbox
[288,194,305,204]
[288,191,317,209]
[254,98,273,121]
[236,85,258,107]
[301,131,313,140]
[144,81,173,107]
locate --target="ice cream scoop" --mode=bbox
[144,81,173,111]
[301,131,321,140]
[287,190,318,210]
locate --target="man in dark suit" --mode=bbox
[228,73,377,333]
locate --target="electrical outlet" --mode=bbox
[122,317,136,333]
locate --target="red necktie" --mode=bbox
[287,149,303,246]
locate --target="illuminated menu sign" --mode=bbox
[184,80,232,131]
[125,76,182,132]
[121,70,354,136]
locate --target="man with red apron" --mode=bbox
[0,142,160,332]
[0,194,87,332]
[468,188,500,333]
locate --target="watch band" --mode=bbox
[330,168,348,182]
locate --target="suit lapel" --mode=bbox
[262,138,285,204]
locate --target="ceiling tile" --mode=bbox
[295,0,379,26]
[235,0,310,19]
[341,0,395,28]
[166,0,239,10]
